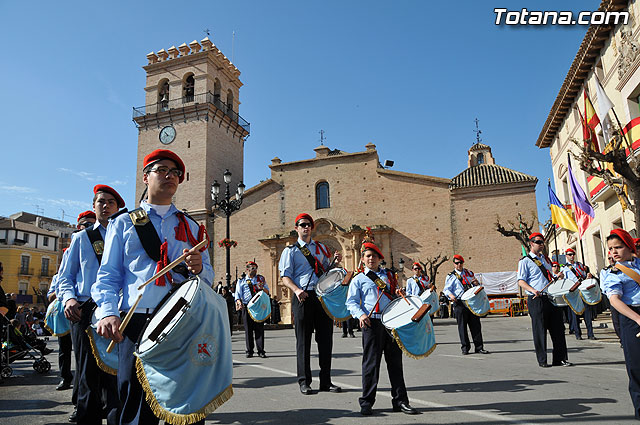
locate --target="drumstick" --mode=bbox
[398,289,411,306]
[367,291,385,319]
[533,279,556,299]
[106,239,207,353]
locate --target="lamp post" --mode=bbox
[211,169,245,288]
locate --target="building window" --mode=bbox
[316,181,330,209]
[20,255,30,274]
[43,236,49,247]
[41,258,50,277]
[158,79,169,111]
[477,152,485,165]
[226,89,234,115]
[183,74,195,102]
[213,79,221,105]
[18,282,28,295]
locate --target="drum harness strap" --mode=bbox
[85,226,105,263]
[365,270,397,313]
[527,254,553,284]
[416,276,428,295]
[566,263,586,282]
[614,263,640,287]
[295,241,329,291]
[247,275,265,297]
[453,270,473,292]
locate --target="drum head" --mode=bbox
[381,295,422,330]
[546,279,573,296]
[138,278,199,354]
[578,278,598,291]
[247,290,264,308]
[316,269,347,296]
[460,286,482,301]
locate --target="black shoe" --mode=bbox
[246,352,253,358]
[475,349,490,354]
[394,402,418,415]
[349,333,356,338]
[576,336,583,340]
[461,350,469,355]
[360,406,373,416]
[319,384,342,393]
[588,336,596,340]
[56,380,72,391]
[342,334,347,338]
[257,352,267,358]
[300,383,312,395]
[68,407,77,422]
[552,360,573,367]
[42,348,53,355]
[539,362,550,368]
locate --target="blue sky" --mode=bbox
[0,1,597,227]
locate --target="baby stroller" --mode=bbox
[1,315,51,378]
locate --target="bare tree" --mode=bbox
[571,130,640,235]
[419,254,449,288]
[495,212,536,250]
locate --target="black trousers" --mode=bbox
[118,314,205,425]
[568,305,594,338]
[610,303,622,341]
[70,317,119,425]
[342,318,356,335]
[292,292,333,387]
[360,318,408,409]
[242,307,265,354]
[527,295,568,365]
[619,307,640,419]
[453,301,483,352]
[58,333,73,383]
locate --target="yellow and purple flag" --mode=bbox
[567,156,595,238]
[548,182,578,233]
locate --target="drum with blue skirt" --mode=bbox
[546,278,585,314]
[316,268,351,322]
[419,288,439,316]
[461,286,490,317]
[578,278,602,305]
[44,299,70,337]
[86,311,118,375]
[381,295,436,359]
[247,290,271,323]
[136,277,233,425]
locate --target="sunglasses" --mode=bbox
[531,240,545,245]
[297,222,312,228]
[412,267,421,270]
[453,261,463,265]
[566,253,575,256]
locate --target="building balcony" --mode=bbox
[132,92,250,134]
[39,270,51,277]
[18,267,33,276]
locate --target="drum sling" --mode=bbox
[85,226,105,263]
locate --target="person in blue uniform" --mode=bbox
[235,261,269,358]
[517,232,571,368]
[443,255,489,355]
[278,213,342,395]
[92,149,213,425]
[405,262,431,296]
[603,228,640,419]
[601,254,621,343]
[57,187,124,425]
[561,248,596,340]
[346,242,418,416]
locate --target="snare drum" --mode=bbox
[578,278,602,305]
[136,277,233,425]
[44,299,70,337]
[247,290,271,323]
[86,311,118,375]
[546,279,585,314]
[460,286,490,317]
[316,268,351,321]
[419,289,439,316]
[381,295,436,359]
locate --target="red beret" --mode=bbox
[412,262,423,270]
[77,210,96,223]
[93,185,125,209]
[295,213,314,228]
[529,232,544,241]
[551,261,559,266]
[143,149,185,183]
[453,254,464,263]
[361,242,384,259]
[246,261,258,268]
[565,248,575,254]
[610,229,637,254]
[634,238,640,247]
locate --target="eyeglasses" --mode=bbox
[566,253,575,256]
[453,261,463,265]
[412,267,421,271]
[149,166,183,178]
[297,222,312,228]
[531,239,545,245]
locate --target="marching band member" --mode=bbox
[561,248,595,340]
[58,187,124,425]
[346,242,417,416]
[278,213,342,395]
[517,233,571,367]
[92,150,213,425]
[444,255,489,355]
[235,261,269,358]
[603,228,640,419]
[601,255,621,343]
[405,262,430,296]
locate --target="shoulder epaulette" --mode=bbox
[109,208,128,221]
[610,267,621,274]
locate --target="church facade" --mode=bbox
[133,39,539,324]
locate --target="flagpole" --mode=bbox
[579,238,586,265]
[549,180,559,262]
[595,75,632,150]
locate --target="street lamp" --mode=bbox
[211,169,245,288]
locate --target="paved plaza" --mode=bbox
[0,313,636,424]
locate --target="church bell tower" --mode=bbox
[133,37,250,226]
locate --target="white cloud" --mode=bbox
[57,168,105,182]
[0,185,36,193]
[108,179,128,186]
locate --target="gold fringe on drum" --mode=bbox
[390,329,437,360]
[463,300,489,317]
[135,357,234,425]
[43,322,70,338]
[562,294,586,315]
[247,309,271,323]
[319,298,351,322]
[85,328,117,376]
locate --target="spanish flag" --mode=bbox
[548,182,578,232]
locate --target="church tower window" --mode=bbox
[213,78,222,107]
[183,74,195,103]
[477,152,485,164]
[316,181,330,209]
[226,89,234,114]
[158,79,169,111]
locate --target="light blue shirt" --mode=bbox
[603,258,640,306]
[599,267,612,285]
[406,275,430,296]
[234,275,269,304]
[443,269,475,299]
[57,223,107,305]
[346,267,394,318]
[278,238,331,291]
[47,274,58,298]
[91,202,214,320]
[561,261,587,282]
[517,252,552,295]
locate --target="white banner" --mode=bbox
[475,271,519,295]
